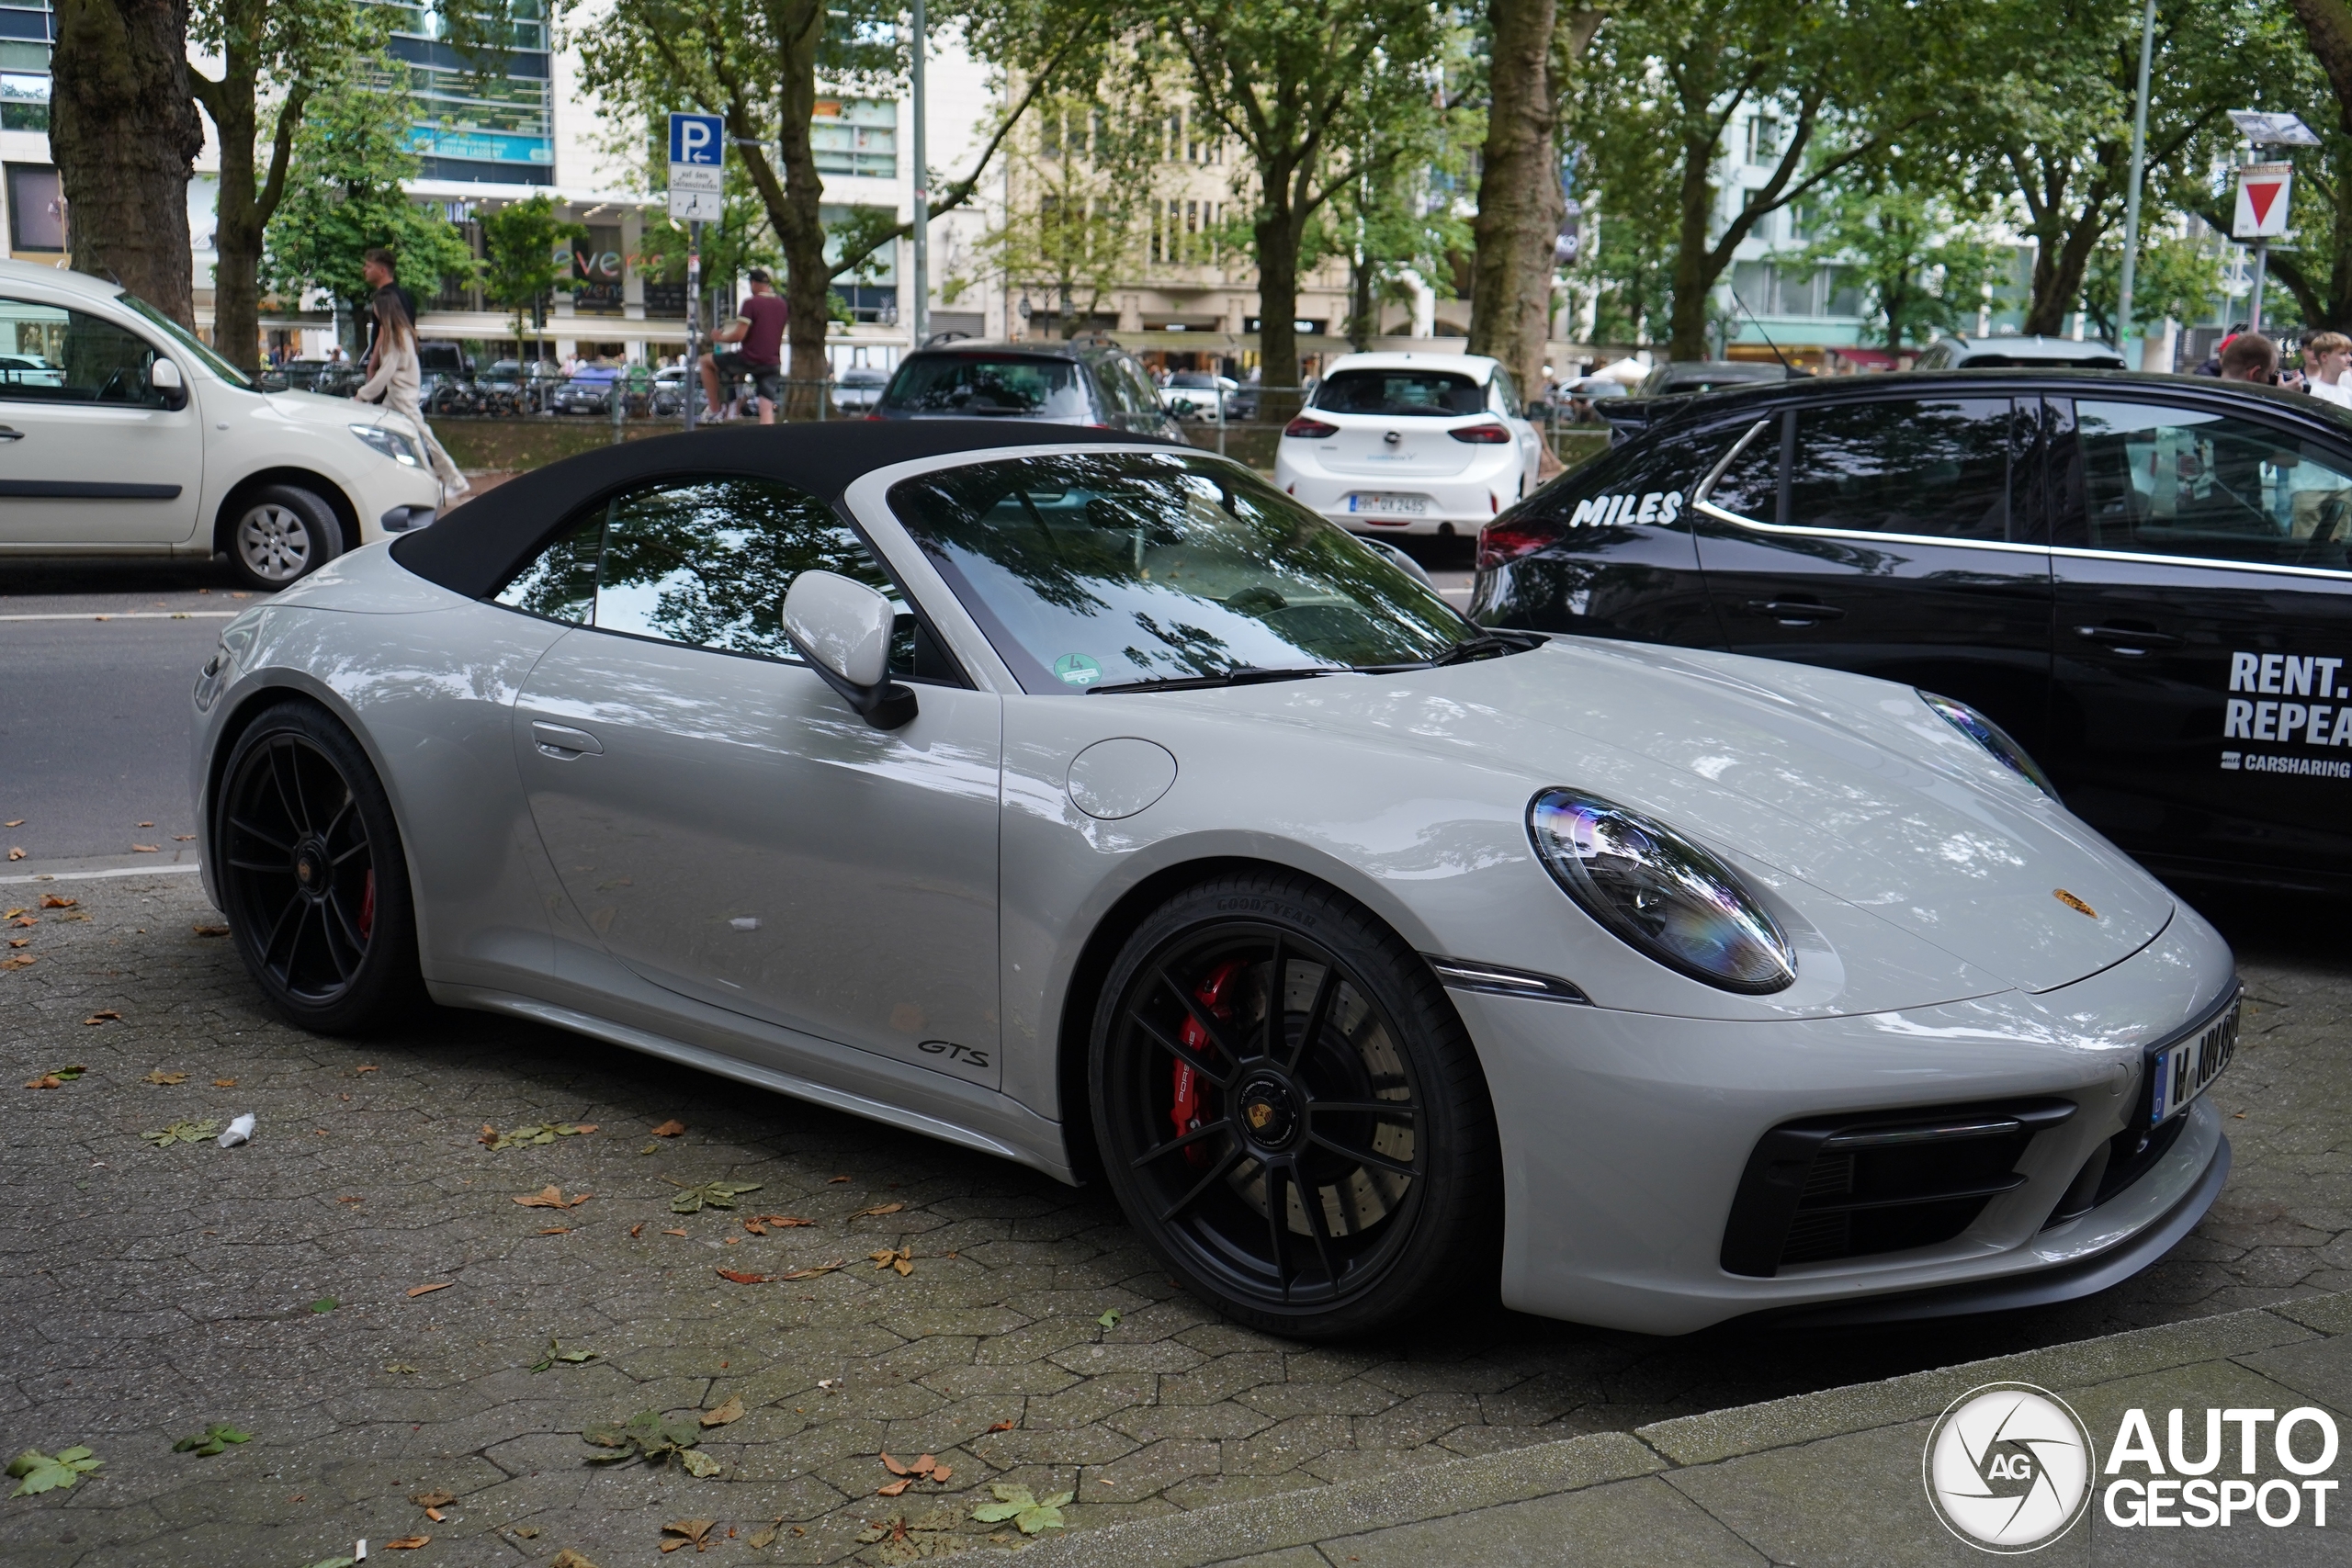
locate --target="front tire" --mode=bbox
[212,702,423,1032]
[1091,872,1500,1337]
[227,483,343,591]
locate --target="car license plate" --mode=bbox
[1348,493,1429,515]
[2149,996,2239,1126]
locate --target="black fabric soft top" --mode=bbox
[390,419,1163,601]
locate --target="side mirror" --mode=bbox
[781,570,919,730]
[150,356,187,408]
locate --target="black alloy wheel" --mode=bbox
[1091,873,1499,1337]
[214,703,422,1032]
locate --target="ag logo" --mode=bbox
[1923,1382,2095,1552]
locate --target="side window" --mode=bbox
[1701,414,1788,524]
[0,297,166,405]
[1490,367,1522,418]
[1782,398,2013,541]
[2076,400,2352,570]
[493,478,944,676]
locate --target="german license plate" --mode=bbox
[1348,493,1428,515]
[2149,996,2239,1126]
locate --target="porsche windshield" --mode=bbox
[888,451,1479,692]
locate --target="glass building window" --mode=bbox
[0,0,51,132]
[812,99,897,179]
[6,163,62,252]
[367,0,553,185]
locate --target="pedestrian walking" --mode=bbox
[353,290,470,500]
[2304,332,2352,409]
[360,248,418,378]
[699,268,786,423]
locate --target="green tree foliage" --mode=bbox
[2080,228,2224,343]
[480,192,587,360]
[2234,0,2352,331]
[1329,42,1475,351]
[1566,24,1683,346]
[1140,0,1450,393]
[1798,180,2005,351]
[982,94,1162,337]
[50,0,206,324]
[188,0,384,369]
[260,73,478,343]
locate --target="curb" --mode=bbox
[1019,1292,2349,1567]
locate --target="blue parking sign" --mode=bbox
[669,112,724,167]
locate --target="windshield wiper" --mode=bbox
[1087,666,1343,694]
[1357,629,1546,674]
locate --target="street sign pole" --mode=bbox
[910,0,929,351]
[2115,0,2155,366]
[2226,111,2318,340]
[667,111,727,430]
[685,223,701,431]
[2250,238,2269,333]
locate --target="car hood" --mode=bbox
[1206,637,2173,996]
[261,388,383,426]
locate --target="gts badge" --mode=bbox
[919,1040,990,1070]
[1567,491,1684,528]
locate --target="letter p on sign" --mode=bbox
[670,112,724,168]
[2235,164,2293,239]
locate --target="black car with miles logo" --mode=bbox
[1470,368,2352,895]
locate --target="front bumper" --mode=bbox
[1459,906,2235,1334]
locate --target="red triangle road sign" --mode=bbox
[2247,179,2285,226]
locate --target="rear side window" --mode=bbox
[1732,398,2016,541]
[883,355,1088,417]
[2075,400,2352,570]
[1314,368,1483,417]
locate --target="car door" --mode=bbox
[2044,393,2352,887]
[503,474,1007,1089]
[1689,392,2055,754]
[0,293,201,547]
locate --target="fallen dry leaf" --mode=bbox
[538,1227,571,1235]
[406,1281,453,1298]
[83,1010,121,1026]
[849,1201,906,1219]
[763,1214,815,1227]
[650,1119,685,1137]
[662,1227,687,1236]
[869,1247,914,1276]
[130,844,158,853]
[3,819,19,827]
[988,1420,1015,1433]
[660,1517,715,1550]
[6,937,26,948]
[715,1269,767,1285]
[876,1478,912,1497]
[827,1174,852,1183]
[512,1185,592,1209]
[629,1223,644,1238]
[212,1079,236,1089]
[6,848,21,862]
[411,1488,455,1508]
[191,924,228,937]
[700,1396,744,1427]
[25,1073,64,1089]
[355,1065,379,1075]
[780,1258,847,1280]
[143,1070,187,1085]
[38,895,74,908]
[547,1551,597,1568]
[3,955,36,970]
[382,1539,430,1551]
[175,834,195,841]
[137,822,153,829]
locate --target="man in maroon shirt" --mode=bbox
[700,268,788,423]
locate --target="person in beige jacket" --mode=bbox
[355,292,469,498]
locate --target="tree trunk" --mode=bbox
[1665,131,1718,360]
[2020,213,2102,336]
[725,0,829,418]
[1253,200,1305,397]
[51,0,203,325]
[1468,2,1600,393]
[1347,248,1373,350]
[189,37,258,370]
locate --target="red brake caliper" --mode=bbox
[357,868,377,943]
[1171,959,1246,1165]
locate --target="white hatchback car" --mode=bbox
[0,260,446,590]
[1274,351,1544,537]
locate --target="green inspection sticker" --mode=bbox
[1053,653,1103,687]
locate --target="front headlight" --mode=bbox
[349,423,421,467]
[1528,789,1796,993]
[1917,690,2055,797]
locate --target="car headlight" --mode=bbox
[349,423,421,467]
[1917,690,2055,797]
[1527,788,1796,993]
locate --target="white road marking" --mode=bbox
[0,611,240,622]
[0,863,204,885]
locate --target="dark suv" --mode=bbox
[876,338,1183,440]
[1472,367,2352,895]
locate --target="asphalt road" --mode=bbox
[0,558,262,863]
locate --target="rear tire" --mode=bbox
[211,702,424,1033]
[226,483,343,591]
[1090,871,1501,1338]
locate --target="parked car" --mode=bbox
[1273,351,1545,537]
[832,366,890,413]
[875,337,1182,439]
[1473,366,2352,896]
[415,339,474,411]
[1161,371,1257,423]
[549,366,622,415]
[195,420,2233,1338]
[1911,334,2127,370]
[1634,360,1795,399]
[0,259,441,589]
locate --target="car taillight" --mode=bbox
[1283,416,1339,438]
[1451,423,1512,444]
[1477,517,1563,572]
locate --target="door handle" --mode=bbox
[1744,599,1846,623]
[531,721,603,759]
[2074,624,2181,657]
[0,425,24,441]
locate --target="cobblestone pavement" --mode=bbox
[0,872,2345,1567]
